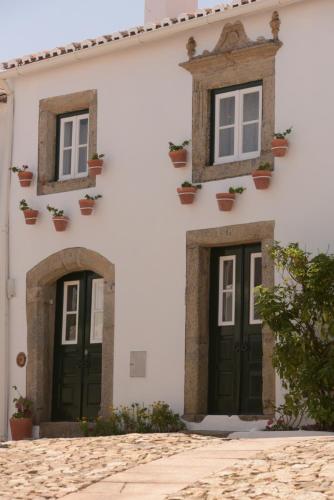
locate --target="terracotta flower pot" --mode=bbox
[88,159,103,176]
[52,216,69,232]
[252,170,272,190]
[18,171,33,187]
[10,417,33,441]
[177,187,197,205]
[271,138,288,157]
[216,192,236,211]
[169,149,187,168]
[23,209,39,225]
[79,199,95,215]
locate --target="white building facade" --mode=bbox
[0,0,333,439]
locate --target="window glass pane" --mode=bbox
[64,121,73,148]
[243,92,259,122]
[220,97,235,127]
[78,147,88,174]
[62,149,72,175]
[65,314,77,342]
[219,128,234,157]
[223,260,234,290]
[223,292,233,323]
[67,285,78,312]
[79,118,88,145]
[243,123,259,153]
[254,257,262,287]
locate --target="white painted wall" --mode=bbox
[145,0,198,23]
[4,0,334,432]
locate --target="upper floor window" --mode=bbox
[212,82,262,165]
[57,111,89,180]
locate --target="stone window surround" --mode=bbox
[26,247,115,424]
[38,90,97,195]
[180,19,282,183]
[183,220,275,423]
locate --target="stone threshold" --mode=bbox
[39,422,83,439]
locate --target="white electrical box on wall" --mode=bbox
[130,351,147,378]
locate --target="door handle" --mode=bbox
[241,343,249,352]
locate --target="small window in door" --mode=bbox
[90,279,104,344]
[62,281,80,345]
[218,256,236,326]
[57,111,89,180]
[250,252,262,325]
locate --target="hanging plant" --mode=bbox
[252,162,273,190]
[216,187,246,212]
[88,153,105,176]
[272,127,292,157]
[79,194,102,215]
[177,181,201,205]
[10,165,33,187]
[47,205,69,232]
[168,140,190,168]
[19,199,39,225]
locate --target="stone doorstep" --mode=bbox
[39,422,82,439]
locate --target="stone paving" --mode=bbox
[167,437,334,500]
[0,433,220,499]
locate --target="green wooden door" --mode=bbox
[208,244,263,415]
[52,271,104,421]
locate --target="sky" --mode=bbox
[0,0,223,62]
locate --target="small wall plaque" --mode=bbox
[16,352,26,368]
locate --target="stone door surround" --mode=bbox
[184,221,275,422]
[26,247,115,423]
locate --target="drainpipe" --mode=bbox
[0,78,13,441]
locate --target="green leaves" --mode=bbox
[169,140,190,152]
[229,186,246,194]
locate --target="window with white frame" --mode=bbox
[62,281,80,345]
[90,279,104,344]
[213,83,262,165]
[58,111,89,180]
[218,256,236,326]
[249,252,262,325]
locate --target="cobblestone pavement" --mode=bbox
[0,433,220,499]
[167,437,334,500]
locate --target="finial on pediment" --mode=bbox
[213,21,250,53]
[270,11,281,41]
[186,37,197,59]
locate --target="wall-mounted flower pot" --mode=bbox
[18,171,33,187]
[177,186,197,204]
[10,417,33,441]
[88,159,103,176]
[271,138,288,157]
[252,170,272,190]
[216,192,235,211]
[52,216,69,232]
[23,209,39,225]
[169,149,187,168]
[79,198,95,215]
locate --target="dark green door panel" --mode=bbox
[208,244,263,415]
[52,271,102,421]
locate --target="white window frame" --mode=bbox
[59,113,89,180]
[62,281,80,345]
[218,255,236,327]
[214,85,262,165]
[249,252,263,325]
[90,278,104,344]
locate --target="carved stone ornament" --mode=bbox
[270,11,281,41]
[186,36,197,59]
[213,21,251,53]
[16,352,27,368]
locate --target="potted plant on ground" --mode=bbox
[216,187,246,211]
[271,127,292,157]
[47,205,69,232]
[9,165,33,187]
[19,199,39,225]
[88,153,105,176]
[177,181,201,205]
[79,194,102,215]
[168,140,190,167]
[252,162,273,190]
[10,386,33,441]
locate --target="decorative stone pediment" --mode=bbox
[213,21,251,53]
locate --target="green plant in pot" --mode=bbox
[88,153,105,176]
[177,181,201,205]
[252,162,273,190]
[79,194,102,215]
[10,386,33,441]
[9,165,33,187]
[47,205,69,232]
[19,199,39,225]
[216,187,246,212]
[168,140,190,168]
[272,127,292,157]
